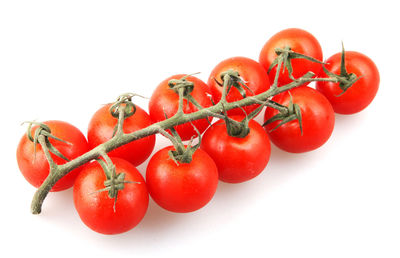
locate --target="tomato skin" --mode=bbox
[73,157,149,235]
[207,56,270,115]
[259,28,323,86]
[149,75,212,141]
[87,103,155,166]
[264,87,335,153]
[201,116,271,183]
[146,146,218,213]
[16,120,89,191]
[316,51,379,114]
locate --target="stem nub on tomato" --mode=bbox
[146,146,218,213]
[208,57,270,116]
[316,51,379,114]
[264,87,335,153]
[73,157,149,235]
[17,120,89,191]
[149,74,213,141]
[87,103,155,166]
[259,28,323,87]
[201,116,271,183]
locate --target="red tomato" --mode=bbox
[208,56,270,115]
[201,116,271,183]
[73,157,149,235]
[149,74,212,141]
[316,51,379,114]
[146,146,218,213]
[264,87,335,153]
[87,103,155,166]
[259,28,323,86]
[16,120,89,191]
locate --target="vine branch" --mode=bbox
[30,71,317,214]
[24,41,364,215]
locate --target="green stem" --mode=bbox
[176,87,185,115]
[98,151,114,179]
[37,135,57,170]
[30,71,315,215]
[297,77,339,83]
[156,126,186,154]
[220,73,231,103]
[247,97,288,114]
[115,106,126,137]
[271,55,284,89]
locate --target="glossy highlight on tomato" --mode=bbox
[73,158,149,235]
[259,28,323,86]
[16,120,89,191]
[201,116,271,183]
[87,103,155,166]
[146,146,218,213]
[316,51,379,114]
[264,87,335,153]
[149,74,213,141]
[208,56,270,115]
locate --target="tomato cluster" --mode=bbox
[16,28,379,235]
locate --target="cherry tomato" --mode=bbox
[316,51,379,114]
[208,56,270,115]
[259,28,323,86]
[146,146,218,213]
[16,120,89,191]
[73,157,149,235]
[201,116,271,183]
[87,103,155,166]
[264,87,335,153]
[149,74,213,141]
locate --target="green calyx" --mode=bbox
[159,119,201,165]
[109,93,141,119]
[95,158,140,212]
[168,74,196,96]
[168,140,199,165]
[168,124,201,165]
[23,121,72,161]
[262,95,303,135]
[221,94,275,138]
[323,43,361,96]
[225,118,250,138]
[220,103,251,138]
[222,94,273,138]
[268,46,324,87]
[109,93,146,137]
[215,69,253,98]
[168,73,206,113]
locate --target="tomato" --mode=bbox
[316,51,379,114]
[201,116,271,183]
[264,87,335,153]
[259,28,323,86]
[16,120,89,191]
[87,103,155,166]
[208,56,270,115]
[146,146,218,213]
[73,157,149,235]
[149,74,212,141]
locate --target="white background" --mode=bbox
[1,1,399,257]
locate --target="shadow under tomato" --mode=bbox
[210,143,314,211]
[134,198,185,232]
[267,143,311,167]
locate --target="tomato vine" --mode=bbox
[18,30,371,220]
